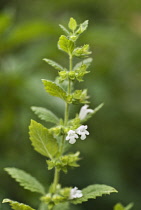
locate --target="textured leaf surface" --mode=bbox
[68,17,77,31]
[29,120,59,159]
[58,35,74,54]
[114,203,134,210]
[2,199,35,210]
[71,184,117,204]
[31,106,59,124]
[43,58,64,71]
[73,58,93,71]
[42,79,67,101]
[5,168,45,194]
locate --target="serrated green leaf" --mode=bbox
[59,24,69,35]
[43,58,64,71]
[71,184,117,204]
[68,18,77,31]
[31,106,59,124]
[4,168,45,194]
[73,58,93,71]
[58,35,74,54]
[114,203,134,210]
[42,79,67,101]
[2,199,35,210]
[29,120,59,159]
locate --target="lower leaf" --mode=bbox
[2,199,35,210]
[70,184,118,204]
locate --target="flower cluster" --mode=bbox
[66,104,93,144]
[66,125,89,144]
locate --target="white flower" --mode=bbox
[76,125,89,140]
[79,104,93,121]
[69,187,83,199]
[66,130,79,144]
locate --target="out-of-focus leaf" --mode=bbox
[2,199,35,210]
[5,167,45,194]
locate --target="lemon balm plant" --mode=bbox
[2,18,118,210]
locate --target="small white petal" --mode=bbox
[79,104,94,120]
[69,138,76,144]
[80,134,86,140]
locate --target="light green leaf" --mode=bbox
[31,106,59,124]
[54,202,69,210]
[71,184,117,204]
[114,203,125,210]
[2,199,35,210]
[73,58,93,71]
[80,20,89,33]
[42,79,67,101]
[73,44,91,58]
[68,18,77,31]
[59,24,69,35]
[4,167,45,195]
[43,58,64,71]
[58,35,74,54]
[125,203,134,210]
[29,120,59,159]
[76,20,89,35]
[114,203,134,210]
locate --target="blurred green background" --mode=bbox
[0,0,141,210]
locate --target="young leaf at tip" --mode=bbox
[4,167,45,195]
[68,17,77,31]
[59,24,69,35]
[58,35,74,54]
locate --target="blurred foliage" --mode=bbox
[0,1,141,210]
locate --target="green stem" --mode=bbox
[52,54,73,194]
[52,167,59,193]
